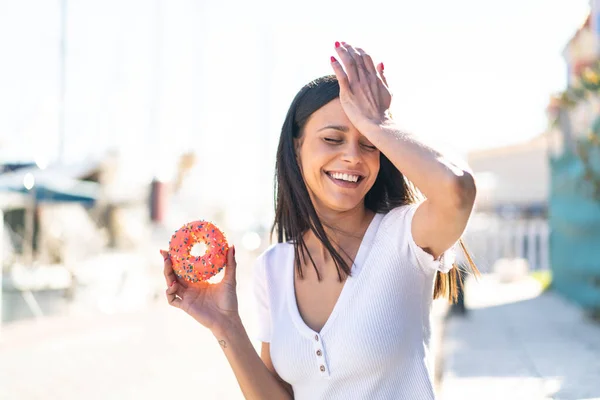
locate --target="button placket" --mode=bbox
[312,333,330,377]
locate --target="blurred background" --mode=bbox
[0,0,599,399]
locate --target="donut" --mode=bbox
[168,220,229,285]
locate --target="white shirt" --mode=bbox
[253,204,455,400]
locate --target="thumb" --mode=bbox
[223,245,237,285]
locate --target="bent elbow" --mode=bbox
[448,170,477,210]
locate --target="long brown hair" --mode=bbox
[271,75,478,303]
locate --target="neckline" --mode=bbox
[287,212,384,338]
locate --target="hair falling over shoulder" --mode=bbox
[434,239,480,303]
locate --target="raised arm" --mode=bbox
[329,41,476,258]
[357,122,476,258]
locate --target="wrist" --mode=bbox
[211,313,244,340]
[357,115,396,141]
[356,113,394,133]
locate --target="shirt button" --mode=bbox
[316,350,322,356]
[320,365,326,372]
[314,335,319,341]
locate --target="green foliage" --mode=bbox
[554,60,600,203]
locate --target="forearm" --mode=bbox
[212,318,292,400]
[363,119,475,207]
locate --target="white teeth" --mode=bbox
[331,172,359,183]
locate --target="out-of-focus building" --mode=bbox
[468,134,549,217]
[463,134,551,275]
[464,5,600,300]
[546,3,600,310]
[0,154,161,325]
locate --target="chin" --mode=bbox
[324,197,365,213]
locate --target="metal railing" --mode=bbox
[461,213,550,274]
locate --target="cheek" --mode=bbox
[366,153,381,186]
[300,145,329,176]
[369,153,381,174]
[299,153,323,189]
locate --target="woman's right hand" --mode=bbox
[160,246,240,333]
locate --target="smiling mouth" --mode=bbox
[325,171,365,185]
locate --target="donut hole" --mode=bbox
[208,268,225,284]
[190,243,208,257]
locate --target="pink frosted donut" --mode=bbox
[168,220,229,285]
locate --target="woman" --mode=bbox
[160,41,477,399]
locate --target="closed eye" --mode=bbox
[324,137,376,151]
[361,143,377,151]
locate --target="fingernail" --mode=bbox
[380,62,385,71]
[335,41,340,48]
[233,246,236,257]
[170,281,175,287]
[330,56,336,63]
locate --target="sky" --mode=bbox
[0,0,592,218]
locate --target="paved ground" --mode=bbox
[439,275,600,400]
[0,303,255,400]
[0,247,259,400]
[3,255,600,400]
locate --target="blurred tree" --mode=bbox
[552,60,600,203]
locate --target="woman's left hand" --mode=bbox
[330,42,392,132]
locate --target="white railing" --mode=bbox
[460,213,550,273]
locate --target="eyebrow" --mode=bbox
[317,124,349,133]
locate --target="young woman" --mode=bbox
[160,41,477,399]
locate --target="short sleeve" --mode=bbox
[392,204,456,274]
[252,253,272,342]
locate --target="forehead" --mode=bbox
[304,98,351,131]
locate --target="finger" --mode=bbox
[165,280,184,307]
[160,250,177,287]
[334,41,359,83]
[330,56,350,92]
[167,282,179,296]
[343,42,368,82]
[166,280,182,296]
[355,47,378,79]
[376,62,389,87]
[223,246,237,285]
[165,286,183,308]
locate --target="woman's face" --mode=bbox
[295,98,380,214]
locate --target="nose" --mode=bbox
[340,141,362,164]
